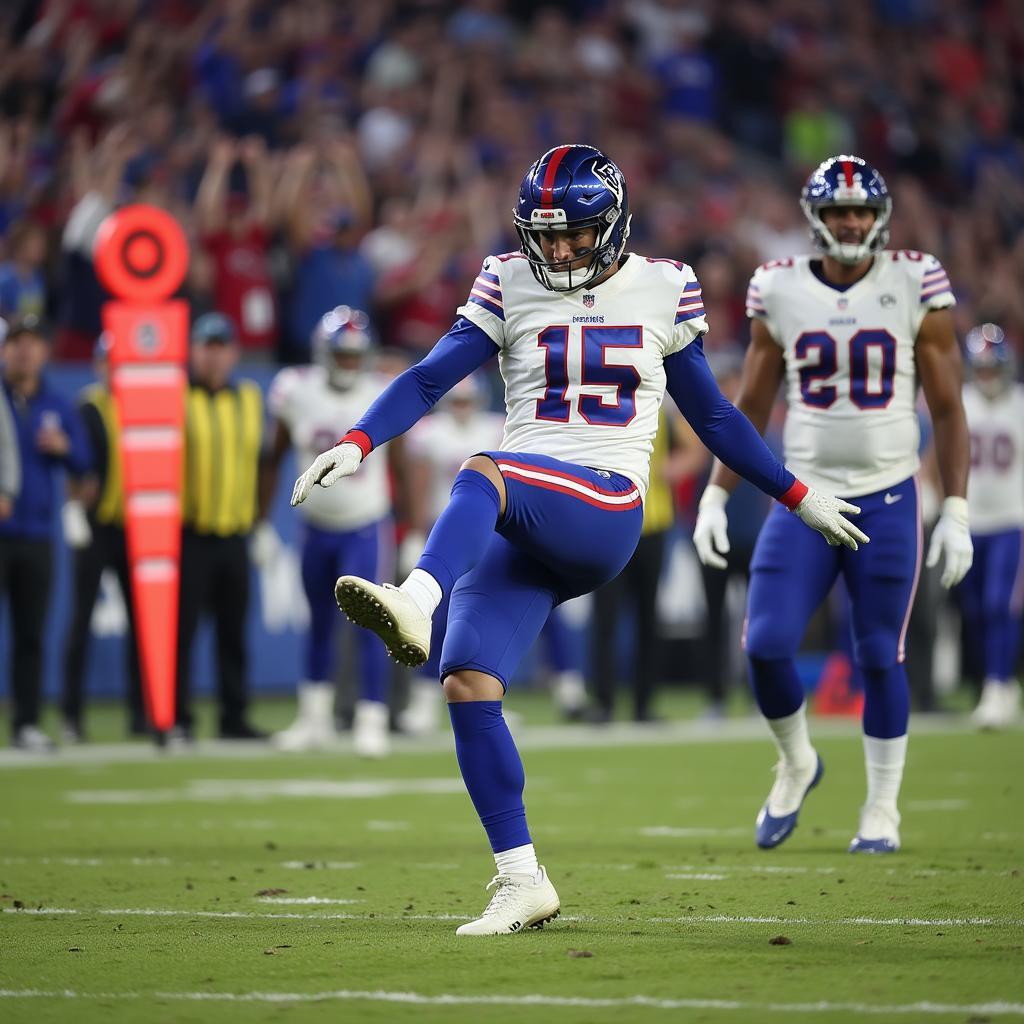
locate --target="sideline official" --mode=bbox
[0,316,92,750]
[176,313,265,740]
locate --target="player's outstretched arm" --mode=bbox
[917,308,973,587]
[291,318,499,506]
[666,339,869,552]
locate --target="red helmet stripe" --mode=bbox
[842,160,855,188]
[540,146,572,207]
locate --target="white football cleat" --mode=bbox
[273,682,336,752]
[334,576,431,668]
[399,677,442,737]
[456,866,560,936]
[972,679,1021,730]
[848,802,901,854]
[13,725,56,753]
[552,670,587,719]
[352,699,390,759]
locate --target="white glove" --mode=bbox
[693,484,731,569]
[926,496,973,589]
[62,499,92,549]
[250,520,282,568]
[290,441,363,506]
[792,486,869,550]
[397,530,427,578]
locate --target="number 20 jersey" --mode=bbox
[746,251,955,498]
[457,252,707,499]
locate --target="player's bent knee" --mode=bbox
[443,670,504,702]
[853,633,898,672]
[460,455,506,512]
[745,622,801,662]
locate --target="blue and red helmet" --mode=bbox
[965,322,1016,391]
[800,155,892,266]
[312,305,373,389]
[513,144,631,292]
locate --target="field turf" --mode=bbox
[0,696,1022,1023]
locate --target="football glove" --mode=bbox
[926,496,973,589]
[250,520,282,568]
[792,487,869,550]
[291,441,363,506]
[397,530,427,578]
[693,484,731,569]
[61,499,92,549]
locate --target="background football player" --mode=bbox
[694,155,973,854]
[258,307,409,757]
[293,145,865,935]
[960,323,1024,729]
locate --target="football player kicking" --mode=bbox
[292,145,866,935]
[960,324,1024,729]
[694,155,973,855]
[259,307,407,757]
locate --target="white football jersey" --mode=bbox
[269,365,391,530]
[962,382,1024,533]
[746,251,956,498]
[458,252,707,497]
[407,408,506,523]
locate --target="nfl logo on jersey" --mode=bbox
[583,293,595,308]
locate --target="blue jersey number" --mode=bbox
[796,329,896,410]
[537,326,643,426]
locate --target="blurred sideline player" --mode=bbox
[960,323,1024,729]
[259,307,407,757]
[292,144,865,935]
[401,377,587,735]
[694,155,973,854]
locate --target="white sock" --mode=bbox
[494,843,538,878]
[765,703,816,768]
[863,734,907,812]
[399,568,442,617]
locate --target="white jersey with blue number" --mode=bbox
[962,382,1024,534]
[407,408,506,523]
[457,252,707,498]
[269,365,391,531]
[746,251,955,498]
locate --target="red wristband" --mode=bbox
[337,429,372,460]
[778,479,808,510]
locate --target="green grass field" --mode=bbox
[1,696,1022,1023]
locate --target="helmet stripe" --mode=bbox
[540,146,572,207]
[842,159,855,188]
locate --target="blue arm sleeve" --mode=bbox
[664,340,796,501]
[353,318,500,450]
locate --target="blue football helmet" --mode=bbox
[965,322,1016,396]
[800,155,892,266]
[513,144,631,292]
[312,305,373,390]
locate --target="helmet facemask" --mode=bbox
[801,196,892,266]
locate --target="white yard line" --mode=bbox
[4,906,1021,928]
[0,988,1022,1016]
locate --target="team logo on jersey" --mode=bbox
[583,293,595,308]
[880,293,897,307]
[837,297,849,310]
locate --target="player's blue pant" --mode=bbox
[301,520,390,703]
[744,475,922,739]
[958,528,1024,681]
[427,451,643,856]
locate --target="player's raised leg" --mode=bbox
[334,455,506,667]
[844,477,922,853]
[745,506,840,848]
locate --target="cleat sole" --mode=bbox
[334,580,428,668]
[528,907,560,930]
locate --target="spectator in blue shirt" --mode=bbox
[0,220,47,321]
[0,316,92,751]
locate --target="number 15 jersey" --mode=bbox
[457,252,707,499]
[746,251,955,498]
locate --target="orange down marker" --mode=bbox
[95,206,189,735]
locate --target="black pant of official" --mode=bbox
[176,529,251,733]
[699,541,755,708]
[0,536,53,735]
[62,523,146,733]
[590,530,667,720]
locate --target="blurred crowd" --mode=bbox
[1,0,1023,747]
[0,0,1021,365]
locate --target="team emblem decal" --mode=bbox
[583,293,595,308]
[837,297,848,310]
